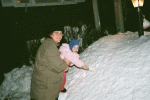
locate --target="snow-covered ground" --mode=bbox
[143,17,150,29]
[1,31,150,100]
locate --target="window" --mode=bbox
[14,0,32,7]
[34,0,62,6]
[3,0,12,3]
[65,0,74,1]
[35,0,60,3]
[34,0,61,5]
[18,0,30,3]
[1,0,85,7]
[63,0,77,4]
[2,0,14,6]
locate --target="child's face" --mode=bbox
[72,45,79,53]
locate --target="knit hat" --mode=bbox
[69,39,79,52]
[46,25,64,38]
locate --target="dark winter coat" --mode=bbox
[30,38,67,100]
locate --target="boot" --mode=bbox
[60,88,67,92]
[55,98,58,100]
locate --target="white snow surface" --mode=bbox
[0,62,34,100]
[143,18,150,29]
[1,31,150,100]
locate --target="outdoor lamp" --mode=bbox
[131,0,144,7]
[131,0,144,37]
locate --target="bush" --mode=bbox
[63,25,102,53]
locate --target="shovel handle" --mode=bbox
[81,66,89,71]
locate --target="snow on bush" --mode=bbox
[143,17,150,29]
[63,25,101,53]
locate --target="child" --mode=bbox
[59,39,88,92]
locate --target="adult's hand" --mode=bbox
[64,66,69,72]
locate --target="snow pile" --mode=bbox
[59,31,150,100]
[1,31,150,100]
[143,18,150,29]
[0,65,34,100]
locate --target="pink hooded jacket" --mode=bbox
[59,44,84,67]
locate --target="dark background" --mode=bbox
[121,0,150,31]
[0,0,95,84]
[0,0,150,84]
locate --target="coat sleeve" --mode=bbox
[40,45,67,73]
[67,53,84,67]
[70,63,74,66]
[59,44,84,67]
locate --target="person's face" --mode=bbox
[72,45,79,53]
[50,31,63,43]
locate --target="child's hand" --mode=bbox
[84,65,88,70]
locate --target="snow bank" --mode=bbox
[1,31,150,100]
[143,18,150,29]
[0,64,34,100]
[59,32,150,100]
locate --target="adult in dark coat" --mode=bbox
[30,26,70,100]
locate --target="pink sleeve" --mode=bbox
[60,54,65,59]
[59,45,67,59]
[59,45,84,67]
[70,63,74,66]
[69,54,84,67]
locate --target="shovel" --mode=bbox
[81,66,90,71]
[81,66,96,71]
